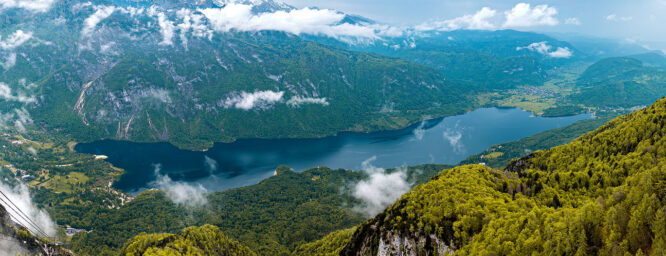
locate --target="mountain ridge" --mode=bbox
[295,96,666,255]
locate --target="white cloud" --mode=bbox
[517,41,551,54]
[415,7,497,31]
[200,4,378,40]
[606,14,633,22]
[412,120,426,141]
[203,156,217,174]
[151,164,208,208]
[99,41,115,54]
[0,30,33,50]
[0,238,28,255]
[351,156,412,216]
[157,12,176,45]
[1,53,17,69]
[0,30,33,70]
[286,96,329,107]
[443,129,464,153]
[220,90,284,110]
[13,108,32,132]
[565,17,581,25]
[143,88,171,103]
[372,24,405,38]
[0,0,56,12]
[0,180,57,237]
[0,108,32,132]
[549,47,573,58]
[503,3,559,28]
[81,5,116,36]
[176,8,213,49]
[0,83,36,103]
[516,41,573,58]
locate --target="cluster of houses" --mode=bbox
[65,226,89,236]
[3,164,35,181]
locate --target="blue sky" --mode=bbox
[282,0,666,50]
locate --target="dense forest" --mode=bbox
[116,96,666,255]
[120,225,256,256]
[2,0,666,255]
[67,164,448,256]
[567,57,666,108]
[296,96,666,255]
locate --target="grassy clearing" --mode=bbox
[33,171,90,193]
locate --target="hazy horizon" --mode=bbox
[283,0,666,52]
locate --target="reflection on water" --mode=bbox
[75,107,592,193]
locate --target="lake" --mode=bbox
[75,107,592,193]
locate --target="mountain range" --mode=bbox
[3,0,663,150]
[2,0,666,255]
[117,96,666,255]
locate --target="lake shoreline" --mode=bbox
[75,107,592,194]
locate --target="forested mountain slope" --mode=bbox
[119,224,256,256]
[315,30,579,90]
[67,164,447,256]
[568,57,666,107]
[1,0,472,150]
[309,96,666,255]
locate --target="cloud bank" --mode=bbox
[80,5,144,36]
[151,164,208,208]
[417,3,560,32]
[606,14,633,22]
[0,30,33,70]
[0,0,56,12]
[286,96,329,107]
[416,7,496,31]
[220,90,284,110]
[176,8,213,48]
[0,82,37,103]
[81,5,116,36]
[565,17,581,25]
[0,238,28,256]
[503,3,558,28]
[0,30,33,50]
[351,156,411,216]
[0,53,16,69]
[0,180,57,237]
[0,108,32,132]
[157,12,176,45]
[517,41,573,58]
[200,4,378,41]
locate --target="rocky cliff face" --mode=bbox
[343,226,454,256]
[0,204,74,256]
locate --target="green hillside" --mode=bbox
[315,96,666,255]
[119,224,256,256]
[65,164,448,256]
[1,3,474,150]
[108,97,666,256]
[337,30,578,90]
[568,57,666,107]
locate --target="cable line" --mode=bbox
[0,189,50,237]
[0,192,49,238]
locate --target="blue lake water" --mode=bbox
[74,107,592,193]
